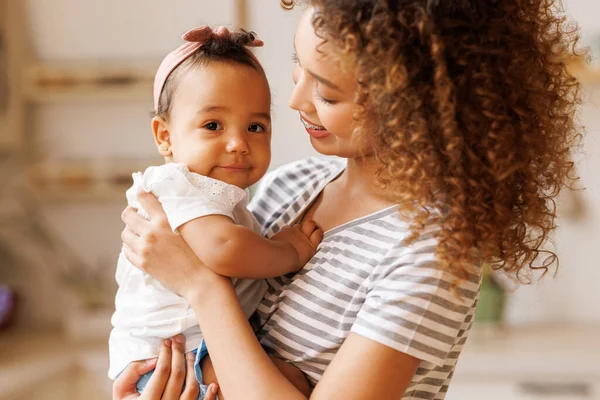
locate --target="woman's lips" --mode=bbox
[300,116,331,139]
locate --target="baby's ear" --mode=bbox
[151,116,172,157]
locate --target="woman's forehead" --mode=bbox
[294,9,356,93]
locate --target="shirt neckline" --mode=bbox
[287,161,399,238]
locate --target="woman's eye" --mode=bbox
[316,93,337,106]
[204,122,222,131]
[248,124,266,133]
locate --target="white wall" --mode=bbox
[505,85,600,325]
[25,0,235,61]
[502,0,600,325]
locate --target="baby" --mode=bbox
[109,26,319,398]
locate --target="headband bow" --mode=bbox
[153,26,264,113]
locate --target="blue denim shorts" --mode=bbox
[136,339,217,400]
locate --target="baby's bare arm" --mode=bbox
[201,355,312,399]
[179,216,323,279]
[179,215,300,279]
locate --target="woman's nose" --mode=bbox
[289,67,315,113]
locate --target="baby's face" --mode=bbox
[165,62,272,189]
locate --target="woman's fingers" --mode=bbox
[122,245,144,270]
[203,384,220,400]
[122,227,142,251]
[137,191,167,221]
[121,206,149,236]
[142,339,173,397]
[162,335,187,399]
[181,352,201,400]
[112,358,157,399]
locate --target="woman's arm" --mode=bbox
[188,276,420,400]
[123,192,421,399]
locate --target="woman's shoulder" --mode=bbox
[266,156,345,184]
[248,157,345,233]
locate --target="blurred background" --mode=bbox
[0,1,598,399]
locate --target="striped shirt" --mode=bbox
[248,157,482,400]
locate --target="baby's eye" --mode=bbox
[248,124,266,133]
[204,122,223,131]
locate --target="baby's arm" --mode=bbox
[178,216,322,279]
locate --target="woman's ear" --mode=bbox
[152,116,172,157]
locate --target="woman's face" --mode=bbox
[290,7,368,158]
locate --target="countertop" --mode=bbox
[454,324,600,379]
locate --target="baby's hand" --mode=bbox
[272,220,323,269]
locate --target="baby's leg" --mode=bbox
[200,355,312,399]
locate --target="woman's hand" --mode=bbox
[113,335,218,399]
[121,191,225,299]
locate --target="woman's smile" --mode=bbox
[299,115,331,139]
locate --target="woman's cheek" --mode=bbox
[321,105,355,139]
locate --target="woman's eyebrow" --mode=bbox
[306,69,342,92]
[293,36,343,92]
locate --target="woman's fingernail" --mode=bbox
[186,352,195,360]
[175,334,185,343]
[146,358,157,365]
[209,384,218,394]
[164,339,172,346]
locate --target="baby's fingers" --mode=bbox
[309,228,324,248]
[300,220,317,237]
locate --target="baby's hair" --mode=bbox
[155,30,266,119]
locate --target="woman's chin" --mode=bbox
[309,137,366,159]
[309,136,339,156]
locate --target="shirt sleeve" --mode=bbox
[247,168,285,235]
[136,163,248,232]
[351,235,481,366]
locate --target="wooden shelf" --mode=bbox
[0,0,28,151]
[24,61,159,103]
[29,158,162,203]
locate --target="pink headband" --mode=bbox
[153,26,264,113]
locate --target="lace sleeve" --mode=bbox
[135,163,248,232]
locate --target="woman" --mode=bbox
[115,0,581,398]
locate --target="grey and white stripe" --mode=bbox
[248,157,482,399]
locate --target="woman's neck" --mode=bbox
[336,156,391,202]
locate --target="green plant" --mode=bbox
[474,265,518,324]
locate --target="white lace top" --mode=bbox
[108,163,268,379]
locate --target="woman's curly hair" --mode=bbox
[282,0,583,282]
